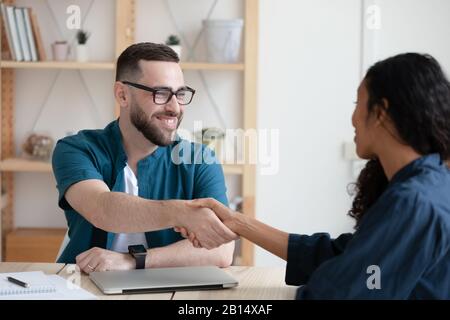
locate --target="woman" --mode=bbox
[177,53,450,299]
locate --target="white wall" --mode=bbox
[375,0,450,69]
[255,0,450,266]
[255,0,361,266]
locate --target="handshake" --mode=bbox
[173,198,241,249]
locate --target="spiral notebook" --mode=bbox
[0,271,55,296]
[0,271,97,300]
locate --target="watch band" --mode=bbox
[135,254,146,269]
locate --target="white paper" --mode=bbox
[0,272,97,300]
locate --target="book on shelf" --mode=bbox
[0,3,15,60]
[4,5,22,61]
[22,7,37,61]
[0,4,45,62]
[30,9,45,61]
[14,7,31,61]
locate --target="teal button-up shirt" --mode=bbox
[52,120,228,263]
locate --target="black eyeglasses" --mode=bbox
[121,81,196,105]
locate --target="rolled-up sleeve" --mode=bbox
[286,232,353,285]
[52,136,103,211]
[193,145,228,206]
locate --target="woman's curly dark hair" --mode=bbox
[348,53,450,228]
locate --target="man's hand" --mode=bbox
[173,200,238,249]
[175,198,239,249]
[76,247,136,274]
[192,198,237,230]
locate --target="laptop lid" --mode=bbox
[89,266,239,295]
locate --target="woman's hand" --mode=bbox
[175,198,240,248]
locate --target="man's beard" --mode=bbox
[130,102,183,146]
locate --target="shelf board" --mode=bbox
[0,60,115,70]
[222,164,244,175]
[180,62,244,71]
[0,61,244,71]
[0,158,52,172]
[0,158,243,175]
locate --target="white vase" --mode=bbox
[168,45,182,60]
[203,19,244,63]
[76,44,89,62]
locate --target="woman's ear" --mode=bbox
[375,98,389,126]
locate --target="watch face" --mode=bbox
[129,245,146,255]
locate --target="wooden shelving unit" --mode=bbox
[0,60,116,70]
[0,193,7,210]
[0,0,136,262]
[0,0,258,266]
[0,158,244,176]
[0,158,53,172]
[181,62,245,71]
[0,61,245,71]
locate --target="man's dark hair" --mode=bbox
[115,42,179,81]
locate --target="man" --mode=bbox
[52,42,236,273]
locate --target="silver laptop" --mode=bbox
[89,266,239,295]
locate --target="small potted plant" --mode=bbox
[165,34,181,59]
[195,127,226,161]
[76,30,91,62]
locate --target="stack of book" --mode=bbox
[0,3,46,61]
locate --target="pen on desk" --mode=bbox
[6,276,29,288]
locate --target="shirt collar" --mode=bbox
[110,119,127,163]
[389,153,443,186]
[110,119,179,165]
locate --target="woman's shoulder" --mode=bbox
[382,175,450,231]
[392,163,450,204]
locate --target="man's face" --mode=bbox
[129,60,186,146]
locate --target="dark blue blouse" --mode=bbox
[286,154,450,299]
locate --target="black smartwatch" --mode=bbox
[128,245,147,269]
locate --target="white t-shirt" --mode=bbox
[110,164,149,253]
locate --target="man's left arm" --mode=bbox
[147,239,234,268]
[76,239,234,274]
